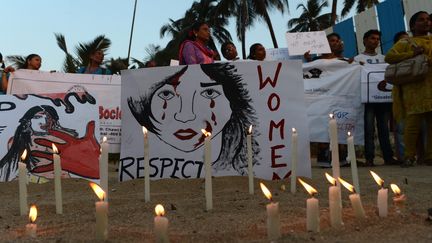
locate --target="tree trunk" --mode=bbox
[263,10,278,48]
[331,0,337,25]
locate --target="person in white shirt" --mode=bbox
[355,29,398,166]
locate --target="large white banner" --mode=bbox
[360,64,393,103]
[120,61,311,181]
[7,70,121,152]
[304,59,364,145]
[0,94,100,182]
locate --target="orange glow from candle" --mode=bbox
[260,182,272,201]
[370,171,384,187]
[155,204,165,216]
[29,205,37,223]
[248,125,253,134]
[325,173,336,186]
[21,150,27,161]
[390,184,401,196]
[201,129,211,137]
[298,178,318,196]
[329,114,334,119]
[52,144,58,154]
[142,126,148,135]
[338,177,355,193]
[292,127,297,133]
[89,182,105,201]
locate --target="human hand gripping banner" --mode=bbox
[120,61,311,181]
[7,70,121,152]
[0,94,100,183]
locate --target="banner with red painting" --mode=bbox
[119,61,311,181]
[0,94,100,183]
[7,70,121,152]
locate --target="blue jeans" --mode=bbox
[364,103,394,162]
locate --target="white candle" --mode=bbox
[390,184,406,208]
[339,177,366,219]
[99,137,109,202]
[202,129,213,210]
[25,205,37,238]
[52,144,63,214]
[142,127,150,202]
[260,183,280,240]
[325,173,342,228]
[154,204,169,243]
[290,128,298,194]
[247,125,254,195]
[18,150,28,216]
[90,183,108,240]
[299,179,319,232]
[347,132,360,193]
[328,114,341,206]
[370,171,388,217]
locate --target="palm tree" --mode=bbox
[5,55,26,69]
[55,33,111,73]
[341,0,380,17]
[251,0,290,48]
[131,44,161,68]
[331,0,337,25]
[288,0,331,32]
[216,0,257,59]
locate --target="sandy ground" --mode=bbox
[1,161,431,243]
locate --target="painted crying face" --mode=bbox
[31,111,52,133]
[150,65,231,152]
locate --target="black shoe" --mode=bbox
[385,158,401,165]
[401,157,416,167]
[358,160,375,167]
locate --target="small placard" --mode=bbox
[286,31,331,56]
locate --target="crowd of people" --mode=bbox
[1,11,431,168]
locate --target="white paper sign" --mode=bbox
[303,59,364,145]
[286,31,331,56]
[265,48,302,61]
[7,70,121,153]
[360,64,393,103]
[120,61,311,181]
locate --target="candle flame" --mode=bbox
[89,182,105,201]
[20,150,27,161]
[325,173,336,186]
[52,144,58,154]
[390,184,401,196]
[338,177,355,193]
[102,136,107,143]
[292,127,297,133]
[329,114,334,119]
[348,131,351,136]
[248,125,253,134]
[201,129,211,137]
[29,205,37,223]
[155,204,165,216]
[259,182,272,201]
[298,178,318,196]
[370,171,384,187]
[142,126,148,135]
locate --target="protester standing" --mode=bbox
[221,41,239,61]
[178,22,216,65]
[247,43,266,61]
[385,11,432,166]
[78,49,111,75]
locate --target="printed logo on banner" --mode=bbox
[0,94,100,183]
[120,61,311,181]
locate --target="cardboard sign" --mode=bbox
[286,31,331,56]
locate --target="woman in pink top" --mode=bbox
[179,22,215,65]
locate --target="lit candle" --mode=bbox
[291,128,298,194]
[52,144,63,214]
[328,114,341,204]
[390,184,406,213]
[347,132,360,193]
[99,136,109,202]
[370,171,388,217]
[201,129,213,210]
[142,127,150,202]
[339,177,366,219]
[25,205,37,238]
[247,125,254,195]
[325,173,343,228]
[154,204,169,243]
[299,178,319,232]
[90,182,108,240]
[260,182,280,240]
[19,150,28,216]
